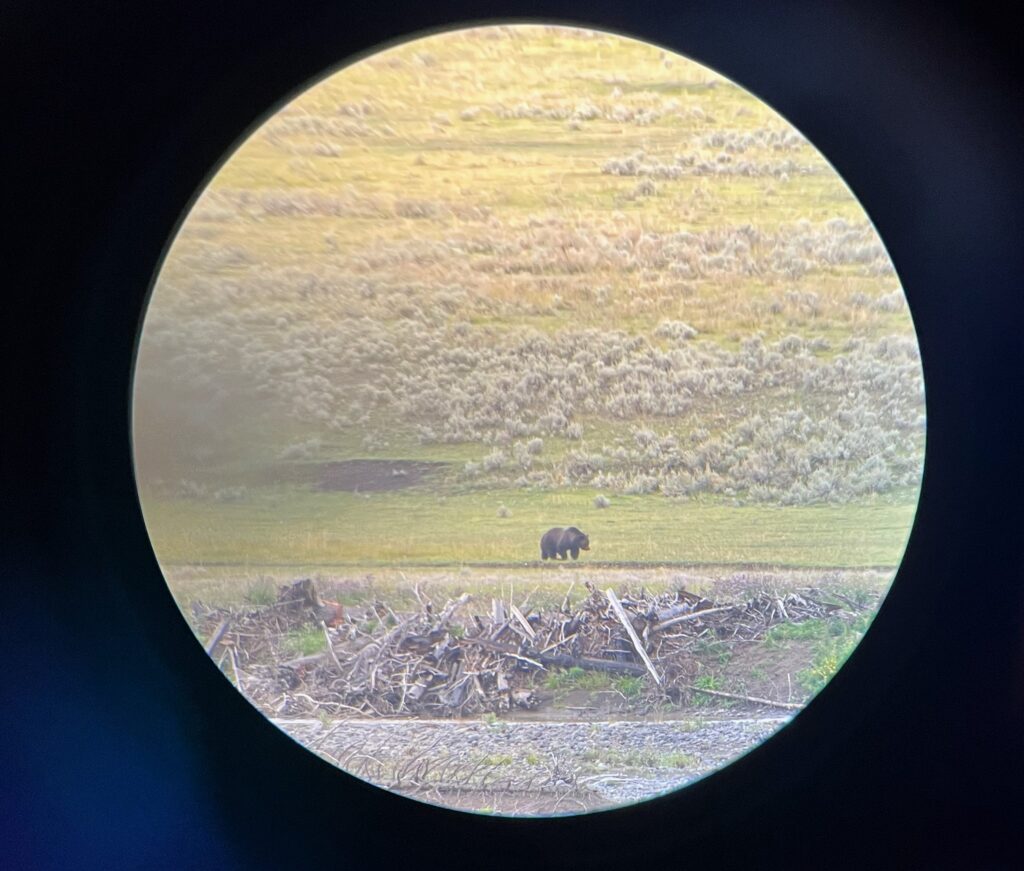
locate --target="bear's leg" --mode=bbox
[570,547,580,559]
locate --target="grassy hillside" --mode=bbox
[146,485,918,567]
[133,24,924,574]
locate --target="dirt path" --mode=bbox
[274,714,791,815]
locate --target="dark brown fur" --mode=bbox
[540,526,590,560]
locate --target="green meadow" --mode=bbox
[146,485,917,568]
[134,25,924,598]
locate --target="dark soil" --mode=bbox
[316,459,449,492]
[716,639,816,704]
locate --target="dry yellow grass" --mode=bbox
[134,24,923,575]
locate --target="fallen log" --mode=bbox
[509,603,536,640]
[281,652,327,670]
[538,651,647,676]
[468,637,648,677]
[204,618,232,655]
[680,684,803,711]
[652,604,740,633]
[321,621,343,673]
[605,588,662,686]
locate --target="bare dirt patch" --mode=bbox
[716,640,818,705]
[316,459,449,492]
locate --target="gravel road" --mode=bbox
[274,715,791,813]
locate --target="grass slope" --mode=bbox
[146,486,916,567]
[133,25,923,576]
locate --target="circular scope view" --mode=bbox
[133,23,925,816]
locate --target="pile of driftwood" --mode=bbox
[196,578,853,718]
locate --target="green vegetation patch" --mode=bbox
[135,25,922,602]
[762,612,872,694]
[145,486,918,568]
[283,625,326,657]
[545,666,615,692]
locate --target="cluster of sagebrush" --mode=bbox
[410,219,891,283]
[187,196,895,298]
[442,332,923,502]
[139,263,921,500]
[602,148,817,181]
[138,203,919,504]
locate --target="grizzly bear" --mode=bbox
[540,526,590,560]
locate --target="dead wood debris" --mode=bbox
[192,578,856,719]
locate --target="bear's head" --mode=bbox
[567,527,590,550]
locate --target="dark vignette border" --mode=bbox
[5,1,1023,868]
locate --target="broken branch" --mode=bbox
[682,684,802,711]
[605,588,662,686]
